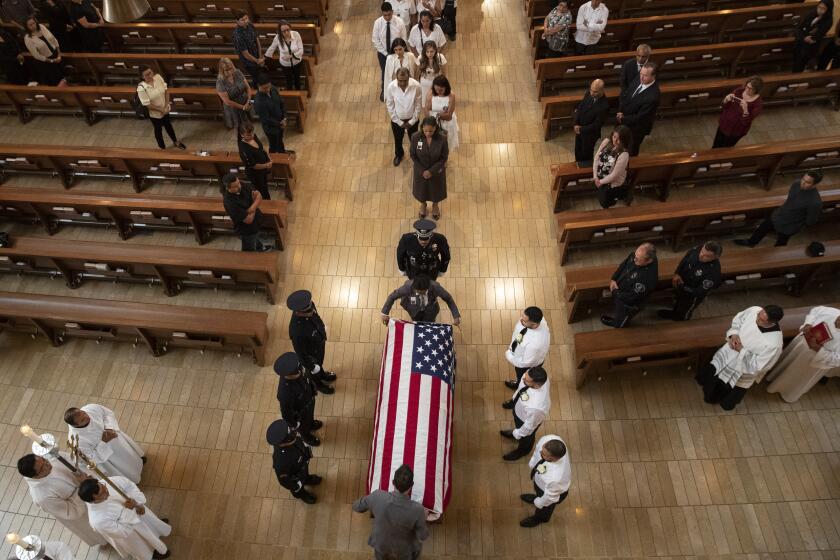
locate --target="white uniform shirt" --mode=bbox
[385,78,422,125]
[265,30,304,67]
[529,435,572,509]
[372,15,408,56]
[384,52,419,90]
[505,318,551,369]
[512,377,551,440]
[392,0,417,28]
[574,1,609,46]
[408,23,447,55]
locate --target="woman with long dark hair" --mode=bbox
[23,16,67,86]
[593,125,633,208]
[410,116,449,220]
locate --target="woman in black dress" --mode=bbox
[237,121,272,200]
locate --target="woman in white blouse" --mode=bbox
[408,10,446,56]
[265,20,305,90]
[417,40,446,102]
[23,16,66,86]
[593,125,632,208]
[137,66,186,150]
[383,38,418,92]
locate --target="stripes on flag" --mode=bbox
[366,319,456,515]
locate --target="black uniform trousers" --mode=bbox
[574,132,599,166]
[533,484,569,522]
[611,297,641,328]
[745,218,791,246]
[695,363,748,411]
[512,411,539,457]
[443,0,457,38]
[670,291,703,321]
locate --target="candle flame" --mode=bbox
[20,425,33,436]
[6,533,21,545]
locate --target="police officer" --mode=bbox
[659,241,722,321]
[287,289,336,395]
[274,352,322,447]
[601,242,659,328]
[396,219,451,279]
[266,419,321,504]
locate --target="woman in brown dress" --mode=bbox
[410,116,449,219]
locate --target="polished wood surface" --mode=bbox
[1,0,840,557]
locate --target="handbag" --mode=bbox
[438,17,454,37]
[131,84,150,120]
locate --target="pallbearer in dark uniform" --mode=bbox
[659,241,722,321]
[601,242,658,328]
[396,218,451,279]
[287,289,337,395]
[266,419,321,504]
[274,352,322,447]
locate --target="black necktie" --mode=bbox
[530,459,546,480]
[632,84,643,98]
[512,385,528,404]
[510,327,528,353]
[385,21,391,53]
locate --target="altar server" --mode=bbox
[65,404,145,483]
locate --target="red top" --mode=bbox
[718,87,763,137]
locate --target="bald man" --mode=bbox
[573,79,609,166]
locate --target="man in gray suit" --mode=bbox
[380,274,461,325]
[352,464,430,560]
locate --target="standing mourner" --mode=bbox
[232,10,264,82]
[410,116,449,220]
[658,241,722,321]
[265,20,304,90]
[573,0,608,55]
[696,305,784,410]
[386,67,422,167]
[735,170,824,247]
[267,419,321,504]
[500,366,551,461]
[416,40,446,102]
[573,79,609,166]
[504,306,550,389]
[592,124,632,208]
[519,435,571,527]
[712,76,763,149]
[616,62,660,156]
[620,44,650,95]
[23,16,67,86]
[64,404,145,484]
[408,10,446,57]
[0,28,29,84]
[352,464,429,560]
[792,0,832,72]
[601,242,658,328]
[767,306,840,402]
[442,0,456,40]
[221,173,273,252]
[253,73,294,154]
[542,1,572,57]
[396,218,451,279]
[274,352,323,446]
[38,0,78,52]
[373,2,408,101]
[381,274,461,324]
[384,37,418,93]
[287,289,338,395]
[68,0,104,52]
[137,66,186,150]
[426,75,459,150]
[216,57,253,130]
[391,0,416,29]
[237,121,272,200]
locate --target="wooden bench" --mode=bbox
[0,236,279,303]
[0,144,294,199]
[551,137,840,212]
[0,84,307,133]
[529,3,815,58]
[564,240,840,323]
[555,188,840,263]
[0,291,269,365]
[534,36,830,93]
[0,188,287,249]
[541,70,840,137]
[573,303,832,388]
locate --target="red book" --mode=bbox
[810,322,834,346]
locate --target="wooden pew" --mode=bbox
[564,240,840,323]
[534,37,825,93]
[529,3,816,58]
[555,188,840,264]
[0,144,294,200]
[55,52,315,97]
[0,236,280,303]
[541,70,840,137]
[0,84,307,133]
[551,137,840,212]
[0,291,269,365]
[572,303,832,388]
[0,188,287,249]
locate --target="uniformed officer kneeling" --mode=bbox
[266,419,321,504]
[274,351,323,447]
[397,219,451,279]
[601,242,658,328]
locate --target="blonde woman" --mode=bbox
[215,57,252,130]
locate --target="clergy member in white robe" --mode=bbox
[696,305,785,410]
[17,453,106,546]
[79,476,171,560]
[65,404,145,484]
[766,306,840,402]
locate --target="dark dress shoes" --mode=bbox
[503,450,527,461]
[600,315,615,327]
[504,379,518,390]
[520,516,542,528]
[520,494,536,504]
[317,384,335,395]
[302,434,321,447]
[320,371,337,382]
[393,156,402,166]
[296,489,317,504]
[499,429,514,439]
[305,474,322,486]
[501,400,514,410]
[152,550,171,559]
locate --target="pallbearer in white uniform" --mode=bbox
[64,404,145,483]
[519,435,571,528]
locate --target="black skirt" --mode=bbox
[34,59,64,86]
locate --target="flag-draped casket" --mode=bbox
[366,319,456,517]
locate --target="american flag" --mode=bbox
[366,319,455,515]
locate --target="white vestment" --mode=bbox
[766,306,840,402]
[24,452,106,546]
[711,306,783,388]
[43,541,77,560]
[68,404,144,483]
[86,476,171,560]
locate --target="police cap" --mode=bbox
[273,352,301,376]
[286,289,313,312]
[266,419,290,445]
[413,219,437,239]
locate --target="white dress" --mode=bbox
[430,94,459,150]
[418,53,446,103]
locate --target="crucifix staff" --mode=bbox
[66,434,132,501]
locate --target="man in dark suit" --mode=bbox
[573,79,609,166]
[616,62,660,156]
[619,44,651,95]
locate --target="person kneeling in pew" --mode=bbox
[221,173,274,252]
[601,242,658,328]
[658,241,722,322]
